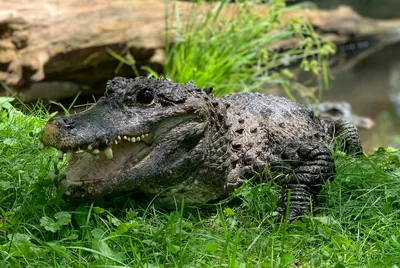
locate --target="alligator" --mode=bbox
[40,77,362,221]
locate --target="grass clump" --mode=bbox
[1,98,400,267]
[163,0,334,101]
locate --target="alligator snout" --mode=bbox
[56,116,76,129]
[40,115,85,151]
[41,116,65,146]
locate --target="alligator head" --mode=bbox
[40,77,215,200]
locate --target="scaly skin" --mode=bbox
[40,77,362,220]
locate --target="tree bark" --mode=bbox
[1,0,400,101]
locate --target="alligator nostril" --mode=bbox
[59,117,75,129]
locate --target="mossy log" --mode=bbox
[1,0,400,101]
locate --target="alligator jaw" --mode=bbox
[63,139,152,199]
[40,113,200,199]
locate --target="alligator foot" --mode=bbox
[277,184,316,222]
[328,119,363,156]
[272,142,335,222]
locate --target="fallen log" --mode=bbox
[1,0,400,101]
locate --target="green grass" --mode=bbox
[164,0,334,101]
[109,0,334,103]
[1,97,400,267]
[1,1,399,267]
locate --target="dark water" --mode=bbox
[301,0,400,152]
[322,43,400,152]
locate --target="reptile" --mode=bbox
[40,77,362,221]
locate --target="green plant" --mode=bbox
[164,0,334,103]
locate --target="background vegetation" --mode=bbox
[130,0,333,102]
[1,0,399,267]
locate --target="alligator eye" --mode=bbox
[137,89,154,104]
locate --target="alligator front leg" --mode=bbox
[271,142,335,221]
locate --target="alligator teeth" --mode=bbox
[114,133,149,144]
[104,147,113,159]
[52,132,151,161]
[66,151,74,161]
